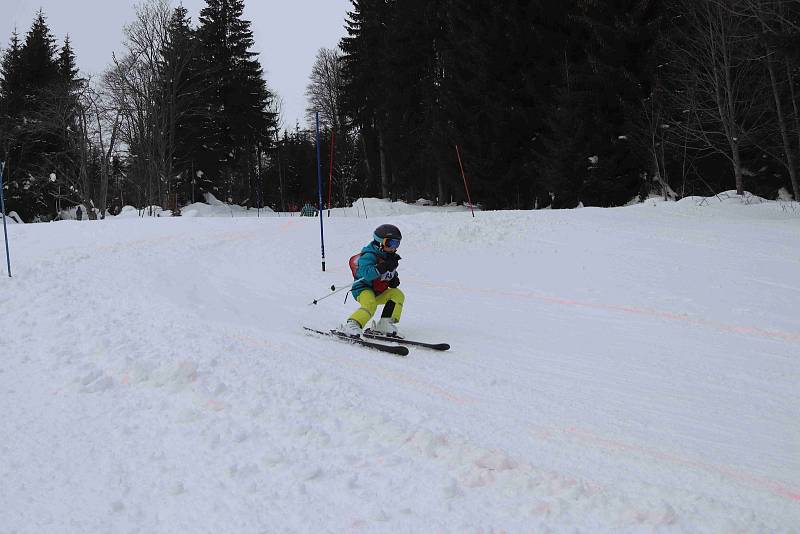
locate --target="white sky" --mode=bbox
[2,0,352,129]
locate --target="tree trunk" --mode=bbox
[360,131,372,183]
[732,141,744,195]
[765,47,800,200]
[378,127,389,199]
[787,59,800,199]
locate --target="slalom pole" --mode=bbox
[315,112,326,271]
[327,129,335,217]
[309,278,365,305]
[455,144,475,217]
[0,161,11,277]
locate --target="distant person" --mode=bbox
[76,206,83,221]
[300,202,317,217]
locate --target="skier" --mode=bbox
[300,201,317,217]
[76,206,83,221]
[339,224,404,337]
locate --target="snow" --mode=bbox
[1,193,799,532]
[1,211,23,224]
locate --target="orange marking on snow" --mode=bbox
[560,427,800,502]
[407,278,800,343]
[206,399,226,411]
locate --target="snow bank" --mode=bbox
[1,211,23,223]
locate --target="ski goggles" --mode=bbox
[381,238,401,250]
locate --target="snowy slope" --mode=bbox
[1,195,799,532]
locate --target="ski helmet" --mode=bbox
[373,224,402,250]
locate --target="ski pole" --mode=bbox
[310,278,364,305]
[0,161,10,277]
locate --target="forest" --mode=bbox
[2,0,800,221]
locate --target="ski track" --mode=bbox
[2,203,799,532]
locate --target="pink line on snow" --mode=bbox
[408,279,800,343]
[559,426,800,502]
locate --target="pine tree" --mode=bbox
[20,10,60,105]
[158,5,207,203]
[0,31,25,119]
[571,0,663,206]
[57,35,79,87]
[436,1,567,208]
[196,0,275,202]
[340,0,392,131]
[340,0,395,197]
[0,12,64,220]
[0,31,25,217]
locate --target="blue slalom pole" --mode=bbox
[315,112,326,272]
[0,161,11,277]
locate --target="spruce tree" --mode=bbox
[340,0,392,131]
[0,31,25,119]
[1,12,63,219]
[340,0,395,197]
[196,0,275,202]
[20,10,60,105]
[568,0,663,205]
[0,31,25,217]
[159,5,207,202]
[57,35,79,87]
[436,1,565,208]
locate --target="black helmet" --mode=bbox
[373,224,402,250]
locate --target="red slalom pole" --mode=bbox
[455,144,475,217]
[327,130,336,216]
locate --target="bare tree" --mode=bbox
[36,75,120,218]
[104,0,171,211]
[305,47,344,132]
[728,0,800,198]
[304,47,369,204]
[84,86,120,218]
[666,0,771,195]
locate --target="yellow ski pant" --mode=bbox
[349,288,404,327]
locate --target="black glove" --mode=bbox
[388,274,400,288]
[377,255,399,274]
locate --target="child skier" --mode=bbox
[339,224,404,337]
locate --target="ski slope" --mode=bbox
[1,195,799,532]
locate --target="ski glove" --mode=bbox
[377,256,399,274]
[388,274,400,288]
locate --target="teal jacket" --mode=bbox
[351,242,398,298]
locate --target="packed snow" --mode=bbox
[1,194,799,532]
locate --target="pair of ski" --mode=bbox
[303,327,450,356]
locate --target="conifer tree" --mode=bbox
[158,5,207,202]
[57,35,79,87]
[340,0,394,197]
[20,10,60,105]
[0,31,25,118]
[1,12,65,219]
[196,0,275,202]
[340,0,391,131]
[0,31,25,214]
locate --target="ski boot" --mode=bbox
[337,319,363,338]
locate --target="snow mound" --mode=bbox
[1,211,23,224]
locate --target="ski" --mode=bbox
[303,327,409,356]
[363,329,450,351]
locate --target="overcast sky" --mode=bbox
[2,0,352,128]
